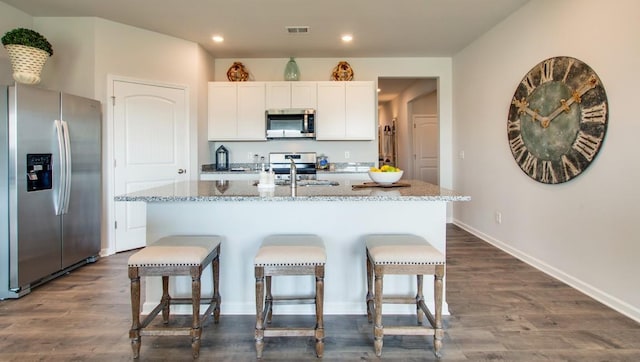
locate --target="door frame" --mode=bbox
[105,75,191,255]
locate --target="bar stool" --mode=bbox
[128,235,222,359]
[254,234,326,358]
[364,234,445,357]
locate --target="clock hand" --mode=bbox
[543,75,599,126]
[512,97,546,125]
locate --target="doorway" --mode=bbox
[377,77,438,183]
[111,79,190,252]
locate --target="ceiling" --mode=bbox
[2,0,528,101]
[3,0,529,59]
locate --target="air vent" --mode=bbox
[286,26,310,34]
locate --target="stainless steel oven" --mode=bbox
[269,152,317,180]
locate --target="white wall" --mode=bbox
[33,17,96,98]
[0,2,33,85]
[210,58,453,191]
[452,0,640,321]
[2,15,216,254]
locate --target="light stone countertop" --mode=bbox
[200,162,374,174]
[114,179,471,202]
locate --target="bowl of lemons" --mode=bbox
[368,165,403,185]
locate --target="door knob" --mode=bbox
[178,168,186,174]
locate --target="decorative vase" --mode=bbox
[4,44,49,85]
[284,57,300,81]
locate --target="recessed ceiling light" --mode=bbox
[341,34,353,42]
[212,35,224,43]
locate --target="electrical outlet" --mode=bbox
[247,152,253,160]
[495,211,502,224]
[459,150,465,159]
[344,151,350,159]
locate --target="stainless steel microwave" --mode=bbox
[265,108,315,139]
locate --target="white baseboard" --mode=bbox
[452,219,640,323]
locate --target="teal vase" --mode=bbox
[284,57,300,81]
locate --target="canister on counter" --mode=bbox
[316,155,329,170]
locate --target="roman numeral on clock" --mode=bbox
[562,155,581,181]
[521,153,538,176]
[580,102,607,124]
[572,131,603,162]
[507,118,521,132]
[540,59,554,84]
[541,160,558,184]
[521,73,536,95]
[509,134,526,162]
[561,58,575,83]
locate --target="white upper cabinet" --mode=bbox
[266,82,317,109]
[291,82,317,109]
[316,81,375,140]
[209,80,374,141]
[208,82,266,141]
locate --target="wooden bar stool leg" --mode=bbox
[315,265,325,358]
[254,266,265,359]
[213,252,221,323]
[161,275,170,324]
[128,267,142,359]
[373,265,384,357]
[265,275,273,324]
[190,266,202,358]
[434,265,444,357]
[416,274,424,325]
[365,251,374,323]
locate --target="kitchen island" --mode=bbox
[115,179,469,315]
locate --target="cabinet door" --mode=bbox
[320,172,371,181]
[200,173,258,181]
[291,82,317,109]
[237,82,266,140]
[208,83,237,140]
[345,81,375,140]
[265,82,291,109]
[316,82,346,140]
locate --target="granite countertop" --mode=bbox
[201,162,374,174]
[114,180,471,202]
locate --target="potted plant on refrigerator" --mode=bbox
[1,27,53,85]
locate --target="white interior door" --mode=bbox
[113,80,188,252]
[412,114,439,185]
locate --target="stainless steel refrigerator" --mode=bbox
[1,83,102,299]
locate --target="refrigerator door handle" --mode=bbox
[61,120,72,214]
[54,120,67,215]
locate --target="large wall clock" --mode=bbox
[507,56,608,184]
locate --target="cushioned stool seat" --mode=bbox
[365,234,445,357]
[128,235,222,359]
[254,234,326,358]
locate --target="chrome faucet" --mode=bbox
[289,158,297,196]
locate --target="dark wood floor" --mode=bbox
[1,224,639,361]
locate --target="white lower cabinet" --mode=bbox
[316,81,375,140]
[200,173,258,181]
[320,173,370,181]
